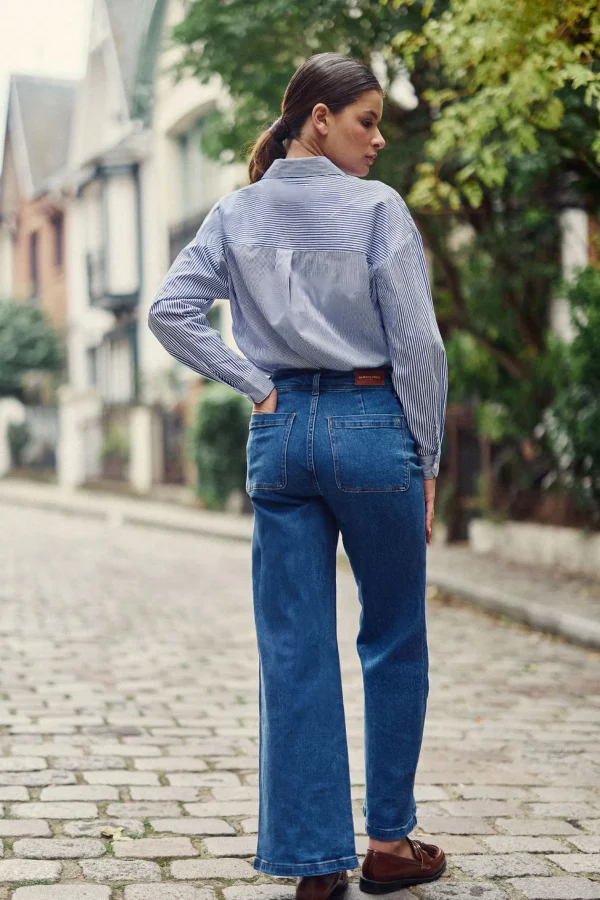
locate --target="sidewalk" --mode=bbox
[2,476,599,652]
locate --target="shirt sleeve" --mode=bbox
[373,191,448,479]
[147,200,275,403]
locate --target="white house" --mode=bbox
[58,0,252,492]
[0,74,76,476]
[58,0,152,487]
[136,0,250,485]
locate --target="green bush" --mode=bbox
[539,265,600,524]
[7,421,30,467]
[188,381,252,509]
[0,301,63,398]
[101,425,130,460]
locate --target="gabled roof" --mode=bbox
[4,73,76,197]
[130,0,167,125]
[104,0,165,122]
[104,0,147,112]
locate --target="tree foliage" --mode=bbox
[394,0,600,210]
[541,266,600,522]
[0,301,63,398]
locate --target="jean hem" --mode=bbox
[253,853,360,876]
[364,812,418,841]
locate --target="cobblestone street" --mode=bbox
[0,504,599,899]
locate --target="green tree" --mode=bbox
[393,0,600,210]
[0,301,63,399]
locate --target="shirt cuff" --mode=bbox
[241,370,274,403]
[418,454,440,480]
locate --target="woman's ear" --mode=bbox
[311,103,330,136]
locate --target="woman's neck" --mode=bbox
[284,139,324,159]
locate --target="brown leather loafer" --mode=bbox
[359,838,446,893]
[296,868,349,899]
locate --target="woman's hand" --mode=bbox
[424,476,436,545]
[252,387,278,414]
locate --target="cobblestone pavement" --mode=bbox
[0,505,599,900]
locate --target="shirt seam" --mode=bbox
[222,240,370,255]
[262,173,347,180]
[372,225,418,272]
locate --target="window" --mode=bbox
[29,231,39,302]
[52,214,64,267]
[178,119,206,219]
[87,347,97,387]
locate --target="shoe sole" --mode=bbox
[359,857,447,893]
[296,875,349,899]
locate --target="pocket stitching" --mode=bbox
[328,417,410,493]
[328,414,406,429]
[246,412,295,491]
[249,412,294,429]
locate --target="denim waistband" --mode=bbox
[269,366,394,391]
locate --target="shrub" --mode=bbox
[0,301,63,398]
[188,381,251,509]
[101,424,130,460]
[539,265,600,524]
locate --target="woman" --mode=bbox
[148,51,448,899]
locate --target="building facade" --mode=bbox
[0,74,76,473]
[57,0,252,491]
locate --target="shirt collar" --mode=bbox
[261,155,347,180]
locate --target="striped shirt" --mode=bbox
[148,154,448,479]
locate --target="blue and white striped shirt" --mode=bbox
[148,154,448,478]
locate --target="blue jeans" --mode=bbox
[246,367,429,878]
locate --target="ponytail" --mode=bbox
[248,117,291,184]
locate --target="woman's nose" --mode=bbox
[373,130,385,150]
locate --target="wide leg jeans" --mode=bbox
[245,367,429,878]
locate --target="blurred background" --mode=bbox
[0,0,599,563]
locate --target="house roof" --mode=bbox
[130,0,167,125]
[104,0,154,115]
[7,73,77,196]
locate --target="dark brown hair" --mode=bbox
[247,52,382,184]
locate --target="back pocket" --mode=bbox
[328,414,409,492]
[246,412,296,491]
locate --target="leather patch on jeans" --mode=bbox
[354,369,385,386]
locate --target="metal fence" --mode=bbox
[22,405,59,471]
[162,405,186,485]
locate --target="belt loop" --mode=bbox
[312,372,320,395]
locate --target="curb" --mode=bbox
[0,482,253,545]
[425,570,600,653]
